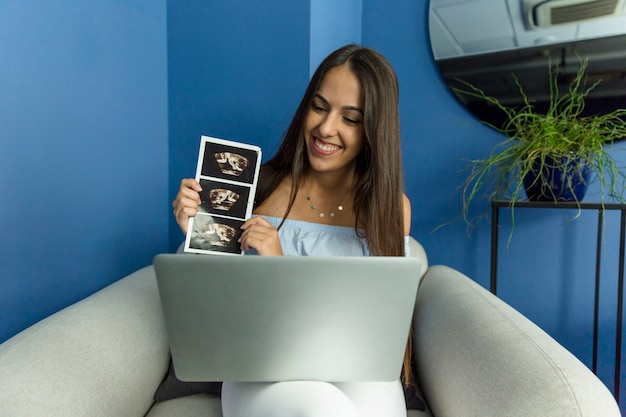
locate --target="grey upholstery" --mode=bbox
[413,265,620,416]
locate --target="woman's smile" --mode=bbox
[312,137,342,155]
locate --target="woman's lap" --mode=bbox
[221,380,407,417]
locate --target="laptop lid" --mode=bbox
[153,254,421,382]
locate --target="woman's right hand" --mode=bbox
[172,178,202,234]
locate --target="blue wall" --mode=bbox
[2,0,625,406]
[0,1,168,341]
[167,0,311,251]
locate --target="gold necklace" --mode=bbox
[304,179,351,219]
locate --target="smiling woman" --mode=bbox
[429,0,626,130]
[172,44,416,417]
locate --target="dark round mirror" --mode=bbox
[429,0,626,129]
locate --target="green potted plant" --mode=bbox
[456,57,626,226]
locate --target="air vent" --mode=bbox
[523,0,625,28]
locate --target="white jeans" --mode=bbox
[221,380,407,417]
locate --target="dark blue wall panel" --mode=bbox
[166,0,310,250]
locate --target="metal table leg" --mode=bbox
[593,210,603,373]
[490,204,499,295]
[615,210,626,401]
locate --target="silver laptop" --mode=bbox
[153,254,421,382]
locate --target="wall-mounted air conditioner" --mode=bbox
[523,0,626,29]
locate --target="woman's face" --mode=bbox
[304,64,365,177]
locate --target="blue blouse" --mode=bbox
[246,216,410,257]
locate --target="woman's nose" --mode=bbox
[318,113,339,137]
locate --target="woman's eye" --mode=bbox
[343,117,361,125]
[312,104,326,113]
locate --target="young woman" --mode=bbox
[173,44,412,417]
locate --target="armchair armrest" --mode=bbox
[413,265,619,417]
[0,266,170,417]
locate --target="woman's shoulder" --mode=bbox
[254,175,292,217]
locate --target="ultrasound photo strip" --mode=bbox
[184,136,262,255]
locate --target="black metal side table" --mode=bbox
[490,200,626,400]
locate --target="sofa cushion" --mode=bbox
[147,393,222,417]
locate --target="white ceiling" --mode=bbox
[429,0,626,59]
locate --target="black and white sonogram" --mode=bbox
[210,188,239,210]
[188,214,243,254]
[215,152,248,176]
[186,136,261,255]
[200,142,260,184]
[198,179,250,218]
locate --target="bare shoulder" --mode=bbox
[253,177,292,217]
[402,193,411,236]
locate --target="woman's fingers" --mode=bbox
[173,179,202,234]
[239,216,283,256]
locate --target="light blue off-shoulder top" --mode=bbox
[246,216,410,257]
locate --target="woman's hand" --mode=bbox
[239,216,283,256]
[172,178,202,234]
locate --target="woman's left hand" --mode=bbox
[239,216,283,256]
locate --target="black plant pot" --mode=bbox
[523,156,592,202]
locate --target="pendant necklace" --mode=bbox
[304,179,351,219]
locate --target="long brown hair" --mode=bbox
[255,44,412,383]
[256,44,405,255]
